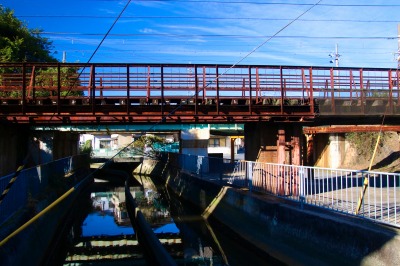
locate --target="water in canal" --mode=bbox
[51,173,284,266]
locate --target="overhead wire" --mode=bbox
[72,0,324,160]
[142,0,324,132]
[40,32,399,40]
[77,0,400,7]
[15,15,400,24]
[46,0,132,124]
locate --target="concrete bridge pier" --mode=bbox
[0,124,30,176]
[28,131,80,166]
[0,126,80,176]
[244,122,304,166]
[180,126,210,172]
[312,133,345,169]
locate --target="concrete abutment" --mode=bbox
[0,125,80,176]
[244,122,351,168]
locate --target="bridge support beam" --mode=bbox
[244,122,304,165]
[0,124,30,176]
[28,131,80,166]
[180,127,210,173]
[312,133,345,169]
[0,126,79,177]
[180,127,210,157]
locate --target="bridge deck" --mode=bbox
[1,63,399,124]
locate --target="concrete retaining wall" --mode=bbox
[135,156,400,266]
[0,155,92,266]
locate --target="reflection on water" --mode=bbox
[56,174,280,266]
[82,191,132,237]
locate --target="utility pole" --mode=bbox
[393,24,400,68]
[397,24,400,68]
[62,51,67,63]
[329,43,340,67]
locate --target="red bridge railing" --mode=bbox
[0,63,399,124]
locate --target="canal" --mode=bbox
[48,172,284,266]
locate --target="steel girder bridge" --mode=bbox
[1,62,400,125]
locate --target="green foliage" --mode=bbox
[80,140,93,156]
[0,6,84,97]
[345,132,387,156]
[0,6,57,63]
[129,135,168,158]
[33,66,83,96]
[0,65,84,97]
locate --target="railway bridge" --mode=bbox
[1,62,400,124]
[1,63,400,265]
[1,63,400,175]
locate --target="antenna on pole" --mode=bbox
[329,43,340,67]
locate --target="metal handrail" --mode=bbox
[172,153,400,228]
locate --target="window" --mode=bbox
[209,138,220,147]
[100,140,111,149]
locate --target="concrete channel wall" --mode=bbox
[0,155,92,266]
[134,155,400,266]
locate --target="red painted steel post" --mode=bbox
[291,127,301,196]
[216,65,219,115]
[277,128,286,195]
[27,65,35,99]
[330,68,335,114]
[360,69,365,114]
[249,66,252,115]
[90,64,95,114]
[280,67,284,114]
[57,63,61,115]
[350,70,354,101]
[126,64,130,115]
[160,65,164,116]
[147,66,150,104]
[22,63,26,114]
[194,65,198,116]
[202,66,206,103]
[309,67,314,115]
[242,78,245,97]
[301,68,306,102]
[256,67,260,103]
[388,70,393,114]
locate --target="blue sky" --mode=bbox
[2,0,400,68]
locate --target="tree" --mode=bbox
[0,5,57,63]
[121,135,170,158]
[0,6,84,97]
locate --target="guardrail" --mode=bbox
[171,153,400,228]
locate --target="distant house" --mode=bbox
[208,135,244,160]
[80,132,243,159]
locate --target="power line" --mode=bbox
[47,0,132,123]
[79,0,400,7]
[41,32,399,40]
[15,15,400,24]
[85,1,132,63]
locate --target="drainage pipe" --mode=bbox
[125,179,177,266]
